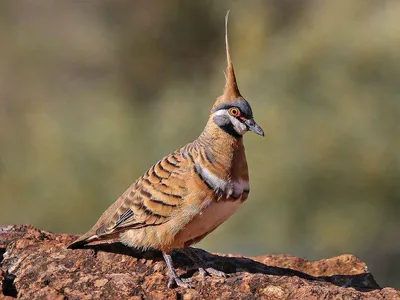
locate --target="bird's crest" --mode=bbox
[213,11,243,109]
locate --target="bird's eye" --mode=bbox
[229,107,240,117]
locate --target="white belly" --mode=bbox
[173,199,243,248]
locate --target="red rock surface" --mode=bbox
[0,225,398,299]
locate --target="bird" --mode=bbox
[67,11,264,289]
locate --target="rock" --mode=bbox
[0,225,398,299]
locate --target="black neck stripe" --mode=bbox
[219,123,242,138]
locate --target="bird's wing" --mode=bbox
[94,151,189,237]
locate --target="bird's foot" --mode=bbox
[167,273,192,289]
[163,251,193,289]
[181,248,228,279]
[198,267,227,278]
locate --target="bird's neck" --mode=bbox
[197,117,248,181]
[200,117,243,149]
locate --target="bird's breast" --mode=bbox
[173,199,242,248]
[171,178,248,249]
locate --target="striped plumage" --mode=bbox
[68,12,264,289]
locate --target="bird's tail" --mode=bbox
[67,232,99,249]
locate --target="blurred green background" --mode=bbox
[1,0,399,289]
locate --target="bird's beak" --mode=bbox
[245,118,264,136]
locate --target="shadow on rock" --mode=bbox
[83,242,380,292]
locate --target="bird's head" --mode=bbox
[211,11,264,138]
[212,99,264,138]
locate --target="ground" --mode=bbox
[0,225,398,299]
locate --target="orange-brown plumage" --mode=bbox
[68,11,263,288]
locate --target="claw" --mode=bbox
[163,251,193,289]
[198,267,227,278]
[168,275,192,289]
[205,267,227,278]
[199,267,208,278]
[182,248,228,279]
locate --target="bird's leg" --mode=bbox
[181,248,227,278]
[162,252,192,289]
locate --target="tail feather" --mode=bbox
[67,234,98,249]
